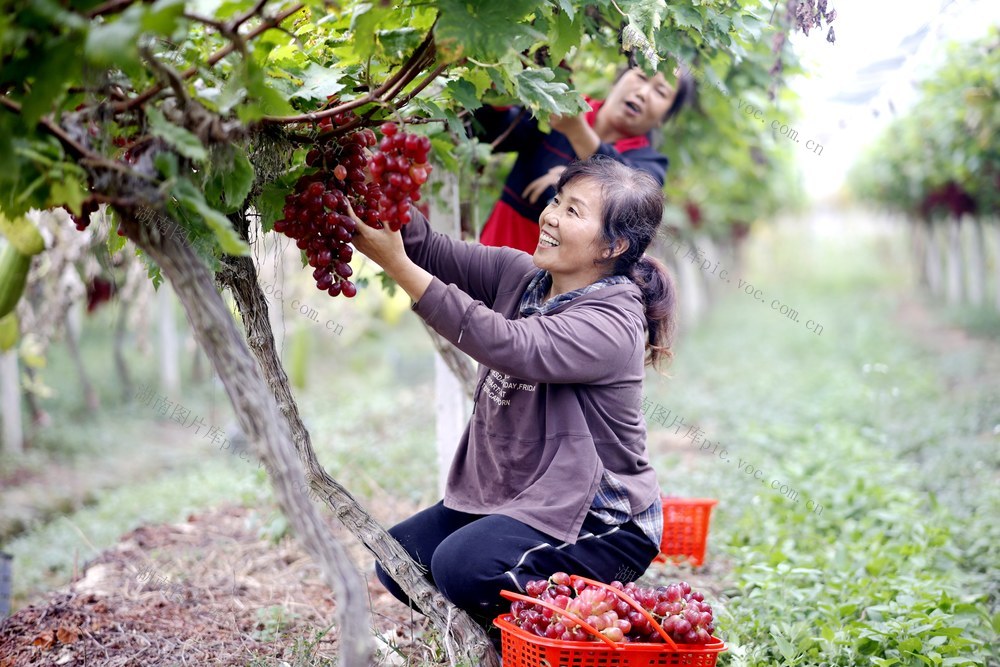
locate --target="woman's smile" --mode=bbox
[538,230,560,247]
[533,178,611,295]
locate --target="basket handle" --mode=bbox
[569,575,679,650]
[499,590,621,649]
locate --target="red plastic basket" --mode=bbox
[654,497,719,567]
[495,575,726,667]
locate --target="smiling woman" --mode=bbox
[350,155,678,647]
[473,61,695,254]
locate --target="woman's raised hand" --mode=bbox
[548,111,587,136]
[522,165,566,204]
[347,200,408,274]
[548,111,600,161]
[348,200,434,303]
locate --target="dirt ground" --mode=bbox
[0,497,735,666]
[0,502,448,666]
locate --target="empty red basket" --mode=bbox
[654,497,718,567]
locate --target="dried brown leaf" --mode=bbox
[56,625,81,644]
[31,630,55,649]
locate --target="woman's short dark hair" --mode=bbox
[556,156,677,370]
[664,71,695,122]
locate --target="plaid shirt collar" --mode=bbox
[519,270,633,317]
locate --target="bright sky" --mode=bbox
[785,0,1000,200]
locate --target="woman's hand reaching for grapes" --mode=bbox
[348,205,406,272]
[348,203,433,303]
[549,111,600,161]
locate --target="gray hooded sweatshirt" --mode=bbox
[404,211,660,544]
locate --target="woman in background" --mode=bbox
[475,62,694,253]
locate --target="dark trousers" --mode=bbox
[374,501,659,633]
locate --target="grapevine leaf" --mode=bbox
[173,178,250,256]
[377,270,398,297]
[15,0,86,32]
[240,62,295,122]
[291,62,347,102]
[621,24,659,71]
[49,179,85,218]
[254,165,306,233]
[154,152,179,179]
[657,32,688,66]
[463,67,494,98]
[106,209,127,256]
[350,3,391,60]
[204,150,255,214]
[547,8,580,65]
[203,0,246,21]
[430,136,459,172]
[621,0,666,33]
[555,0,575,22]
[435,0,543,61]
[485,67,510,96]
[444,79,482,112]
[619,0,669,71]
[255,184,288,234]
[378,28,423,60]
[442,108,466,138]
[21,34,82,125]
[513,69,588,115]
[707,11,731,36]
[213,75,249,115]
[145,108,208,162]
[138,249,164,290]
[731,11,765,41]
[140,0,186,36]
[666,4,703,30]
[84,9,141,67]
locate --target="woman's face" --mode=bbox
[600,68,677,137]
[533,177,611,291]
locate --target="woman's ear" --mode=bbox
[604,239,630,259]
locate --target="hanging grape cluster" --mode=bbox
[65,108,433,300]
[272,116,431,298]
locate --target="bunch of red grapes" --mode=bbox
[271,115,431,298]
[369,121,432,230]
[622,579,716,644]
[506,572,716,645]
